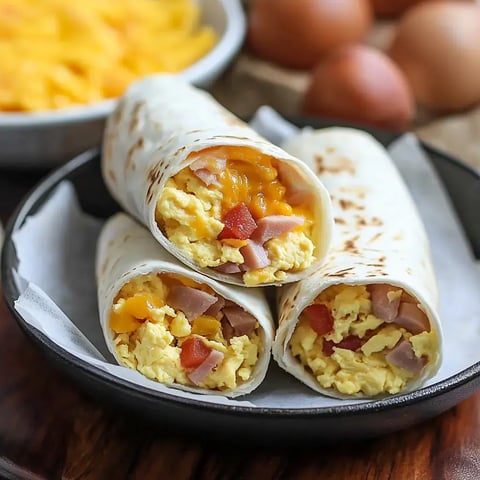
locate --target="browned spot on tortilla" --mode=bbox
[129,101,144,132]
[326,147,336,153]
[111,100,124,126]
[393,233,403,241]
[126,137,144,172]
[327,267,354,278]
[356,216,367,227]
[339,199,364,211]
[315,155,356,176]
[369,232,382,244]
[107,168,116,183]
[371,217,383,226]
[188,130,203,134]
[334,217,346,225]
[344,240,356,251]
[175,146,186,156]
[378,256,386,263]
[146,165,162,204]
[315,155,324,174]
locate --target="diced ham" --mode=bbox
[287,189,310,206]
[167,286,217,321]
[213,262,242,274]
[189,157,226,173]
[205,295,226,317]
[240,240,270,271]
[251,215,305,244]
[385,339,425,374]
[394,302,430,335]
[188,349,224,385]
[223,306,258,337]
[192,168,220,186]
[221,318,235,341]
[368,284,401,323]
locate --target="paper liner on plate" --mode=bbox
[274,128,443,399]
[101,75,333,286]
[97,212,274,397]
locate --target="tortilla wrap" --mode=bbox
[274,128,442,399]
[97,213,274,397]
[102,75,333,287]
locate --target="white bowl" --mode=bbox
[0,0,246,168]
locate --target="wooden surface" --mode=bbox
[1,173,480,480]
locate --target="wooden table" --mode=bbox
[1,171,480,480]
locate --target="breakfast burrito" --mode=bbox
[274,128,442,398]
[102,75,333,287]
[96,213,274,397]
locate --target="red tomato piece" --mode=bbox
[322,335,362,356]
[217,202,257,240]
[180,337,211,369]
[304,304,334,335]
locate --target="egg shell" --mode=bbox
[389,1,480,112]
[371,0,438,17]
[301,45,414,131]
[248,0,373,69]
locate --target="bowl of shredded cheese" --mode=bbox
[0,0,245,167]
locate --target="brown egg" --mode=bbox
[371,0,470,17]
[301,45,414,130]
[389,1,480,112]
[248,0,373,69]
[371,0,435,17]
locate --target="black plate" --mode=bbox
[2,118,480,446]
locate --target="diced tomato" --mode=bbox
[180,337,211,369]
[304,304,334,335]
[323,335,363,356]
[217,202,257,240]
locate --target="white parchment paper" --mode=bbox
[11,107,480,408]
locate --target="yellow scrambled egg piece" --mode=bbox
[290,285,437,396]
[0,0,217,111]
[156,159,316,286]
[111,273,261,390]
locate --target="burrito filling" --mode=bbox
[156,146,316,286]
[289,284,438,396]
[110,273,261,390]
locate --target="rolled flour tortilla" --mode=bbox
[102,75,333,287]
[96,213,274,397]
[274,128,442,399]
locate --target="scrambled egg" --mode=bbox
[156,157,316,286]
[289,285,437,396]
[111,273,261,390]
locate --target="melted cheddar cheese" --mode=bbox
[289,285,438,396]
[155,147,316,285]
[110,273,261,390]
